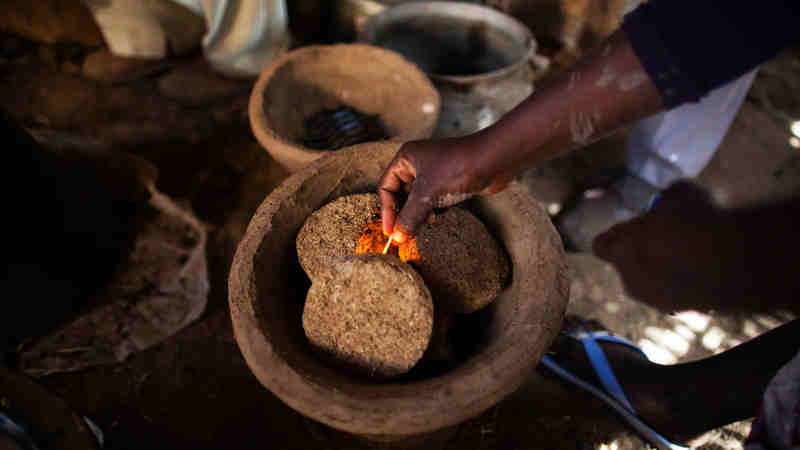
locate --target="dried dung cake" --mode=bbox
[399,207,510,313]
[302,254,434,378]
[296,193,380,280]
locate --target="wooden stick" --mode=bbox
[382,234,394,255]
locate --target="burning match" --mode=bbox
[382,234,394,255]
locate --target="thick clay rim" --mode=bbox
[228,141,568,436]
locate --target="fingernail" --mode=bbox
[392,231,407,244]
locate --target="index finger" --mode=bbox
[378,157,416,237]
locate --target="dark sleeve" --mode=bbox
[621,0,800,108]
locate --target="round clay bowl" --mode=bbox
[228,141,568,438]
[249,44,441,172]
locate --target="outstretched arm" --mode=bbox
[380,0,799,242]
[379,30,663,241]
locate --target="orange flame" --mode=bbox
[355,219,419,262]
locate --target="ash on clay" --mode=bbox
[302,254,434,379]
[399,207,510,313]
[296,193,381,281]
[302,106,389,151]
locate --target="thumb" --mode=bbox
[393,186,434,243]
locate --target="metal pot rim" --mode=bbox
[359,1,538,84]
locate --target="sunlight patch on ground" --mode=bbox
[742,320,761,338]
[702,326,727,351]
[674,311,711,332]
[638,338,678,364]
[645,326,690,355]
[790,120,800,138]
[725,338,742,349]
[597,440,619,450]
[755,314,782,330]
[673,324,696,341]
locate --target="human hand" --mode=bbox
[378,136,514,243]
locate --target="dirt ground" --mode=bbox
[1,25,799,450]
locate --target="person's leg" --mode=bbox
[547,318,800,442]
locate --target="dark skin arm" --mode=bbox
[379,30,800,317]
[379,30,664,242]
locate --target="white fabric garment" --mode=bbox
[617,0,759,191]
[83,0,199,59]
[85,0,289,77]
[201,0,290,77]
[626,70,758,189]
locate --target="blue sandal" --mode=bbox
[540,331,689,450]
